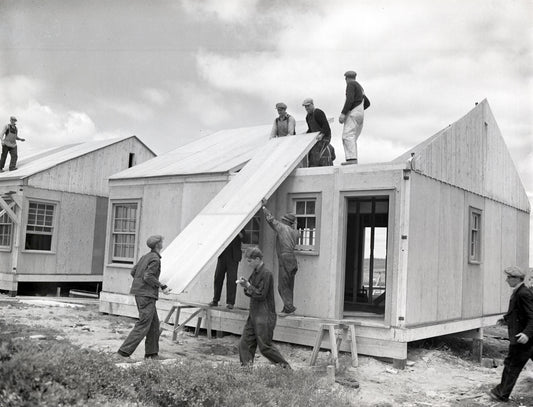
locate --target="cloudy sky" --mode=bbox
[1,0,532,258]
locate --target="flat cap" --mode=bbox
[146,235,163,249]
[504,266,525,278]
[344,70,357,78]
[302,98,314,106]
[281,213,296,225]
[10,116,17,122]
[275,102,287,110]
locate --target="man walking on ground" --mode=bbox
[339,70,365,165]
[1,116,25,172]
[118,235,171,360]
[302,98,335,167]
[238,246,290,368]
[209,231,244,310]
[261,198,299,316]
[489,266,533,402]
[270,102,296,138]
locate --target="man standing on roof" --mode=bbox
[208,231,244,310]
[238,246,290,368]
[0,116,25,172]
[118,235,171,360]
[488,266,533,402]
[270,102,296,138]
[261,198,299,316]
[339,70,365,165]
[302,98,335,167]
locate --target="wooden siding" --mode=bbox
[26,137,154,197]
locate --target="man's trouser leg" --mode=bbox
[239,317,257,365]
[225,259,239,305]
[0,145,9,169]
[8,146,18,170]
[144,302,161,356]
[278,263,296,313]
[492,343,533,399]
[212,257,226,302]
[118,296,158,356]
[255,318,290,367]
[342,106,364,161]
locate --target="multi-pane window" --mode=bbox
[25,202,55,251]
[242,214,261,245]
[469,207,482,264]
[111,203,138,263]
[0,210,13,248]
[295,199,317,250]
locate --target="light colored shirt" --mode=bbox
[270,114,296,138]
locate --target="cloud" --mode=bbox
[141,87,170,106]
[180,0,260,23]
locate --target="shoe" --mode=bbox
[341,159,357,166]
[8,167,17,171]
[488,389,508,402]
[117,350,130,358]
[226,304,234,310]
[0,169,3,172]
[144,353,164,360]
[208,301,218,307]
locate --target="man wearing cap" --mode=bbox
[261,198,299,316]
[270,102,296,139]
[302,98,335,167]
[489,266,533,402]
[1,116,25,172]
[118,235,171,360]
[339,71,365,165]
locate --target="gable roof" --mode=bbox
[393,99,530,212]
[0,136,151,181]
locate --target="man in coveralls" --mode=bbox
[238,246,290,368]
[261,198,299,316]
[489,266,533,402]
[118,235,171,359]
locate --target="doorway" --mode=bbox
[344,196,389,314]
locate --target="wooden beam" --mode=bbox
[0,196,17,224]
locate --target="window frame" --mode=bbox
[241,212,262,248]
[0,203,14,251]
[23,199,58,253]
[468,206,482,264]
[290,193,321,255]
[110,200,140,264]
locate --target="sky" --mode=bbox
[1,0,532,261]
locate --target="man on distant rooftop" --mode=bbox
[1,116,25,172]
[339,70,365,165]
[270,102,296,138]
[302,98,335,167]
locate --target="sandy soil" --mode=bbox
[1,295,532,407]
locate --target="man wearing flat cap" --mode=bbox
[118,235,171,360]
[302,98,335,167]
[339,70,366,165]
[1,116,25,172]
[270,102,296,139]
[261,198,299,316]
[489,266,533,402]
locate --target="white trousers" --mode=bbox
[342,102,365,160]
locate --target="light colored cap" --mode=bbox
[302,98,314,106]
[344,70,357,78]
[10,116,17,122]
[275,102,287,109]
[504,266,525,278]
[146,235,163,249]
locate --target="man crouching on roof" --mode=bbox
[118,235,171,360]
[238,246,290,368]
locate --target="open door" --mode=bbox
[344,196,389,314]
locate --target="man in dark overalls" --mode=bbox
[238,246,290,368]
[118,235,171,359]
[209,231,244,309]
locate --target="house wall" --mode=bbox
[405,172,530,326]
[15,187,106,278]
[26,138,155,197]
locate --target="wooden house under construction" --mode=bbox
[0,136,155,295]
[99,100,530,364]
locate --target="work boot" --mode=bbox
[341,159,358,166]
[488,389,508,402]
[208,301,218,307]
[226,304,234,310]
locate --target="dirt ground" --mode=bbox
[1,295,532,407]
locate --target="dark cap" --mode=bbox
[146,235,163,249]
[275,102,287,110]
[10,116,17,122]
[281,213,296,225]
[344,70,357,78]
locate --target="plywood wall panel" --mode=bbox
[482,200,503,314]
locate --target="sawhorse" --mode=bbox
[163,304,212,341]
[309,322,359,369]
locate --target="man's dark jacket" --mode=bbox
[504,284,533,345]
[130,251,164,299]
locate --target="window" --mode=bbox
[128,153,136,168]
[111,202,138,263]
[294,198,317,251]
[25,202,55,251]
[469,207,482,264]
[0,210,13,248]
[242,214,261,245]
